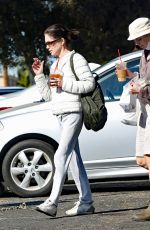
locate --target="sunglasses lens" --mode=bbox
[45,39,60,46]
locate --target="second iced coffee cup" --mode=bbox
[116,62,127,82]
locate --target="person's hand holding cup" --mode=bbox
[129,80,141,94]
[116,62,127,82]
[50,69,63,92]
[129,78,146,95]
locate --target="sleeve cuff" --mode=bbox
[34,73,45,81]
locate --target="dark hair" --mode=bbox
[44,24,80,44]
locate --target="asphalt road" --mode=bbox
[0,180,150,230]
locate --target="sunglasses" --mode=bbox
[45,38,60,46]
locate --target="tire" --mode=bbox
[0,183,5,196]
[2,139,55,197]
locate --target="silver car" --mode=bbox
[0,86,24,95]
[0,63,99,109]
[0,50,148,197]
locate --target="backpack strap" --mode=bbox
[70,53,79,81]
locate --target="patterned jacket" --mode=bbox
[139,50,150,103]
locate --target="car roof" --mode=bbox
[0,86,24,89]
[89,63,101,71]
[0,86,24,95]
[93,50,142,75]
[0,84,37,99]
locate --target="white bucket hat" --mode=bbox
[128,17,150,40]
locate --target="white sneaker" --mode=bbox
[66,201,95,216]
[37,199,51,209]
[36,199,57,217]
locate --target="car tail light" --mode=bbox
[0,107,12,111]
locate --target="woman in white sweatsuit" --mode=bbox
[32,24,95,217]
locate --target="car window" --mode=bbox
[98,58,140,101]
[0,87,24,95]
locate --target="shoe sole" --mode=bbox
[36,207,56,217]
[66,207,95,216]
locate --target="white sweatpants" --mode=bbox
[49,112,93,206]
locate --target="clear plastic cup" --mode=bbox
[50,69,63,81]
[50,69,63,93]
[116,62,127,82]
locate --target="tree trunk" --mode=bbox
[2,64,9,86]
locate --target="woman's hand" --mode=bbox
[32,58,44,75]
[129,81,141,94]
[50,78,63,88]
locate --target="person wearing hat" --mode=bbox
[122,17,150,221]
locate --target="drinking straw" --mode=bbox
[118,48,123,64]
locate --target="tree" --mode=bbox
[0,0,18,85]
[0,0,56,85]
[0,0,150,87]
[55,0,150,63]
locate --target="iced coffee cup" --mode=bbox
[116,62,127,82]
[50,69,63,92]
[50,69,63,81]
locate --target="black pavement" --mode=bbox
[0,181,150,230]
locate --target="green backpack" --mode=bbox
[70,53,108,131]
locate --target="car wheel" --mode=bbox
[2,139,55,197]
